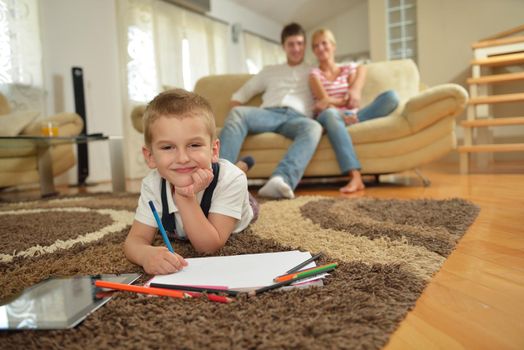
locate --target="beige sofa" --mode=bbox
[131,59,468,182]
[0,92,84,188]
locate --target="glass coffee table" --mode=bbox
[0,134,125,197]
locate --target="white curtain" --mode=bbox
[243,32,285,74]
[153,1,228,91]
[117,0,229,179]
[0,0,44,113]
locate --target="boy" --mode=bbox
[124,89,257,275]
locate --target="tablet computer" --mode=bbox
[0,273,140,330]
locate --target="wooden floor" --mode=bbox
[1,162,523,349]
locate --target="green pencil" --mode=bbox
[274,262,338,282]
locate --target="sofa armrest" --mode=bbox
[401,84,468,132]
[21,112,84,137]
[131,105,146,133]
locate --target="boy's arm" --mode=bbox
[174,195,237,253]
[174,167,246,253]
[124,220,187,275]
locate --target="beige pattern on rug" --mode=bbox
[252,196,447,282]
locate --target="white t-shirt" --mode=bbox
[134,159,254,239]
[232,62,314,118]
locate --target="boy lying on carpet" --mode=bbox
[124,89,258,275]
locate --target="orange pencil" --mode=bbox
[95,280,191,299]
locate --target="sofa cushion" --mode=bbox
[0,93,10,115]
[0,110,40,136]
[402,84,468,132]
[361,59,419,105]
[195,74,262,127]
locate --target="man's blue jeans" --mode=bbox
[316,90,399,173]
[219,107,322,189]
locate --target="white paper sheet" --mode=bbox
[149,250,318,289]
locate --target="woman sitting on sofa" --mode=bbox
[309,28,399,193]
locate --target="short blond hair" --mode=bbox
[143,89,216,147]
[311,28,336,49]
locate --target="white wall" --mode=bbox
[305,0,369,63]
[40,0,123,185]
[368,0,387,62]
[210,0,282,41]
[417,0,524,87]
[39,0,280,184]
[209,0,284,73]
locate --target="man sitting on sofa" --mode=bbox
[218,23,322,199]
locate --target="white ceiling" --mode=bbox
[229,0,364,30]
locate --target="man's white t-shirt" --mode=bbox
[135,159,253,239]
[232,62,314,118]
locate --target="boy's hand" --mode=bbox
[174,167,214,198]
[141,246,188,275]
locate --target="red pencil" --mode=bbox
[185,291,234,304]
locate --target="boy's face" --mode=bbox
[283,34,305,66]
[143,115,219,188]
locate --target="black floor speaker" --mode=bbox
[72,66,89,186]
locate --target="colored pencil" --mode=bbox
[96,280,233,303]
[95,280,190,299]
[186,292,234,304]
[148,200,175,253]
[274,263,339,282]
[286,252,323,273]
[150,283,240,297]
[206,293,234,304]
[277,261,334,279]
[249,264,338,297]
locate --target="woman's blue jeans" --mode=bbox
[219,106,322,189]
[316,90,399,173]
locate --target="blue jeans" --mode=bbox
[219,106,322,189]
[316,90,399,173]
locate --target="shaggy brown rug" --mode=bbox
[0,193,479,349]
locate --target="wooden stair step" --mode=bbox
[469,93,524,105]
[471,52,524,67]
[472,35,524,49]
[467,71,524,85]
[461,117,524,128]
[477,24,524,42]
[458,143,524,153]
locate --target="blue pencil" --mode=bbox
[148,200,175,253]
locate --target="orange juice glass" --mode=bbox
[41,122,59,137]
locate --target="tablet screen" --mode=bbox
[0,273,140,330]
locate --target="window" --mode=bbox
[126,23,158,103]
[386,0,417,62]
[118,0,228,102]
[0,0,44,112]
[243,32,285,74]
[117,0,229,178]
